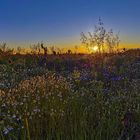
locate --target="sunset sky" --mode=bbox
[0,0,140,49]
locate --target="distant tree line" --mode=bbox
[0,18,121,56]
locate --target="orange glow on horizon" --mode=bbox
[5,42,140,54]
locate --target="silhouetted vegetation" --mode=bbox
[0,19,140,140]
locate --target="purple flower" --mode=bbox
[3,127,13,135]
[111,76,121,81]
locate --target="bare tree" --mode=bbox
[80,32,91,53]
[106,29,120,53]
[81,18,106,53]
[80,18,120,54]
[41,42,48,56]
[56,47,63,55]
[30,43,42,55]
[50,46,56,55]
[17,46,22,54]
[67,49,72,54]
[94,17,106,53]
[0,42,7,52]
[74,45,78,54]
[0,42,14,55]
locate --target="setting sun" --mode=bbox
[92,46,98,52]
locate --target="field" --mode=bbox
[0,49,140,140]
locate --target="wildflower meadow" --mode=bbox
[0,47,140,140]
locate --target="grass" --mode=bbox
[0,50,140,140]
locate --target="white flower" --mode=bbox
[3,127,13,135]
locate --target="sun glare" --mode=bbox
[92,46,98,52]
